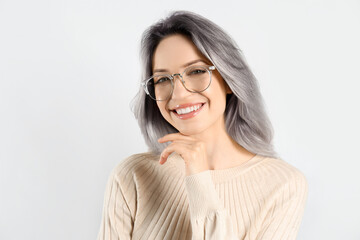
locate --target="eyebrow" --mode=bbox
[153,59,208,73]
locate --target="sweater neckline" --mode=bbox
[167,152,266,183]
[209,154,265,183]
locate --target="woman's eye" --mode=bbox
[190,69,205,75]
[155,77,169,84]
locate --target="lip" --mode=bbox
[171,103,205,120]
[171,102,205,111]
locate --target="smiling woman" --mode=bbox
[97,10,308,240]
[153,34,232,141]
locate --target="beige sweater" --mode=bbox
[97,152,308,240]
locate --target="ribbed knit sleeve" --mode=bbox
[185,171,238,239]
[97,168,134,240]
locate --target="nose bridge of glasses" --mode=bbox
[171,73,185,85]
[165,73,187,100]
[171,73,182,80]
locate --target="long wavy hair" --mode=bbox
[130,10,279,159]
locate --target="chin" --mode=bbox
[166,115,208,136]
[176,126,206,136]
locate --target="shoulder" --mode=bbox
[259,156,307,182]
[251,155,309,198]
[109,151,160,181]
[102,151,161,203]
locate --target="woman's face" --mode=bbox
[152,34,232,136]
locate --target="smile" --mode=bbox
[171,103,205,120]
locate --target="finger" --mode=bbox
[162,140,190,146]
[159,141,185,164]
[159,142,190,165]
[158,133,195,143]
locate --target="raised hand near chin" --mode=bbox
[158,133,210,176]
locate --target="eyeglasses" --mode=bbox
[142,65,216,101]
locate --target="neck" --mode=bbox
[189,116,255,170]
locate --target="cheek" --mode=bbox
[208,87,228,112]
[209,80,227,99]
[157,103,171,119]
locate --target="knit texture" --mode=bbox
[97,152,308,240]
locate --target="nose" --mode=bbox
[170,74,191,100]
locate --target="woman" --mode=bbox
[97,10,308,240]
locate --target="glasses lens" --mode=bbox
[183,66,210,92]
[146,75,172,101]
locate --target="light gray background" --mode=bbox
[1,0,359,239]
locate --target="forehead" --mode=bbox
[152,34,208,71]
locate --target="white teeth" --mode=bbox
[175,104,202,115]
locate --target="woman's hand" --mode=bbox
[158,133,210,176]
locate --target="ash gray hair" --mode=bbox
[130,10,279,159]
